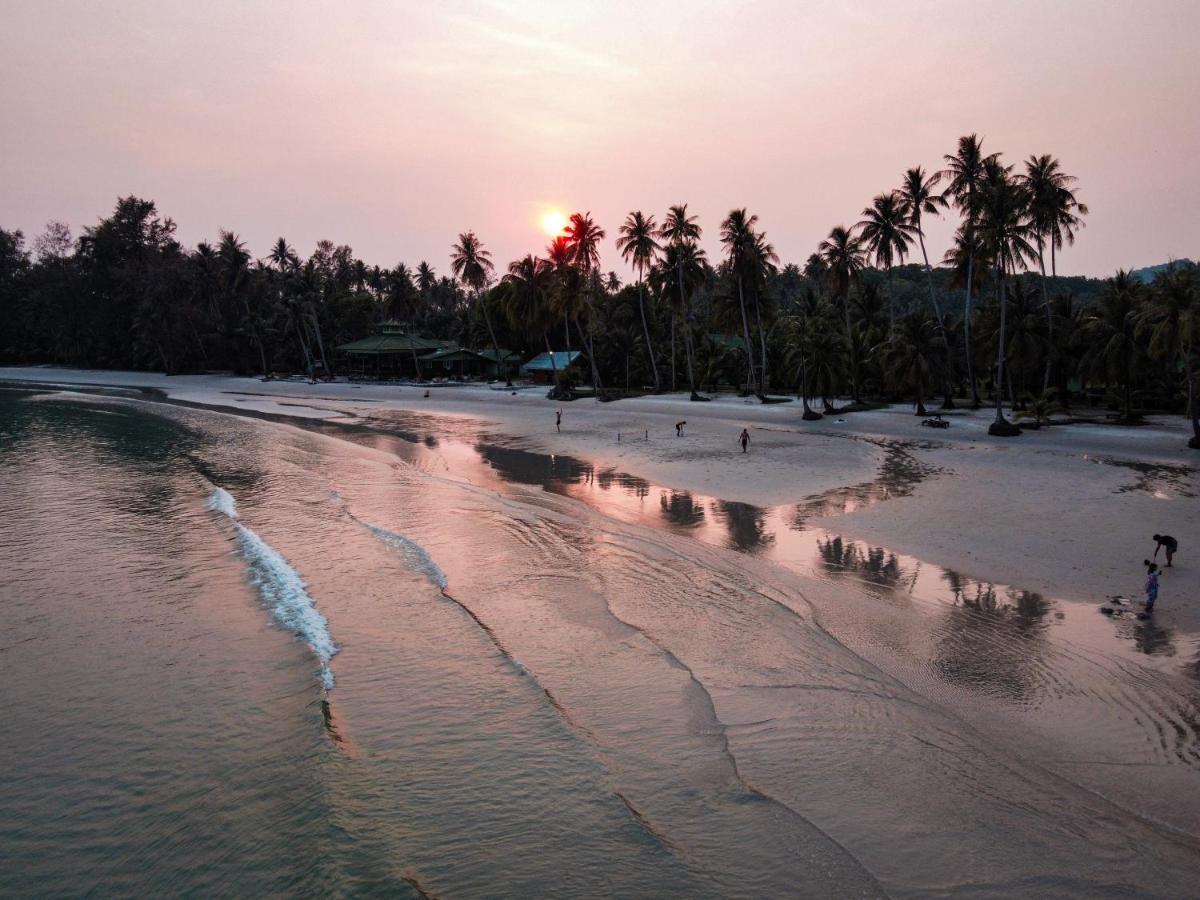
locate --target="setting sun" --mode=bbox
[540,209,567,237]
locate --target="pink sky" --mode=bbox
[2,1,1197,278]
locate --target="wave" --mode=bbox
[208,488,338,689]
[357,519,449,590]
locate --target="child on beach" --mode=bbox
[1144,560,1159,613]
[556,409,562,432]
[739,428,750,453]
[675,420,686,436]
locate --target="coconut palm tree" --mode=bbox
[563,212,607,391]
[942,134,996,408]
[660,204,703,395]
[655,239,708,399]
[1015,388,1065,427]
[450,231,505,384]
[719,209,765,395]
[416,261,437,295]
[1138,263,1199,447]
[1021,154,1088,391]
[817,225,867,402]
[616,211,662,391]
[898,165,952,405]
[977,158,1034,434]
[503,253,558,380]
[882,309,940,416]
[942,223,990,406]
[1080,271,1146,422]
[856,191,914,327]
[747,230,780,390]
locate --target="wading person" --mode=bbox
[739,428,750,453]
[1152,533,1177,567]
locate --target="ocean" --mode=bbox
[1,385,1197,897]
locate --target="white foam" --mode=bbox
[362,522,449,590]
[209,488,337,688]
[207,486,239,520]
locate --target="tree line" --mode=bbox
[0,133,1196,447]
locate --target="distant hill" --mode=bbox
[1131,260,1197,284]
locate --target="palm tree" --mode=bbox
[416,261,437,295]
[942,223,990,405]
[1021,154,1088,390]
[942,134,996,408]
[882,309,940,416]
[898,165,952,405]
[503,254,558,381]
[656,239,707,400]
[720,209,763,395]
[977,158,1034,435]
[1080,271,1146,422]
[856,191,914,327]
[1138,263,1199,447]
[450,231,504,383]
[616,211,662,391]
[1015,388,1065,427]
[817,225,867,402]
[563,212,607,391]
[660,204,703,397]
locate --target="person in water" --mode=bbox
[739,428,750,453]
[1153,533,1177,567]
[556,409,562,433]
[1143,560,1160,613]
[675,420,686,436]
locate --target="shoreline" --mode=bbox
[3,366,1197,626]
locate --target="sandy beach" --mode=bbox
[4,366,1195,624]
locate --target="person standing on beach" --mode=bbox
[1153,534,1177,567]
[1144,561,1160,613]
[676,421,686,436]
[556,409,562,433]
[739,428,750,453]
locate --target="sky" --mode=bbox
[2,0,1198,279]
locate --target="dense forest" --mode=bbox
[1,134,1197,446]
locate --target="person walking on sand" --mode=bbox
[1153,533,1177,567]
[739,428,750,453]
[556,409,562,433]
[676,420,686,437]
[1144,560,1160,613]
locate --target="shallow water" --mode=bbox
[2,387,1198,897]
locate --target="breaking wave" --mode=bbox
[359,521,449,590]
[208,488,338,688]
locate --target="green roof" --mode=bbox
[337,333,445,354]
[705,333,747,352]
[419,348,487,362]
[476,348,522,362]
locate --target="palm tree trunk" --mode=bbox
[918,230,954,408]
[309,311,331,379]
[842,292,858,403]
[671,315,677,391]
[887,266,895,330]
[575,317,604,392]
[915,365,926,417]
[1187,352,1199,448]
[637,281,659,390]
[965,250,979,408]
[994,268,1010,425]
[752,289,769,394]
[543,330,558,378]
[480,294,510,386]
[736,275,757,395]
[1038,241,1053,393]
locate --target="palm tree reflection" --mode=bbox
[712,500,774,553]
[817,535,901,586]
[659,490,705,528]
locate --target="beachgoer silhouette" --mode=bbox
[556,409,562,432]
[676,420,686,436]
[1144,560,1160,613]
[1153,533,1177,567]
[739,428,750,453]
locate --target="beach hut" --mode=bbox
[520,350,584,384]
[476,348,524,380]
[336,321,445,380]
[418,348,492,380]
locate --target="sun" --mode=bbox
[541,210,567,237]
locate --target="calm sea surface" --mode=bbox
[2,385,1198,898]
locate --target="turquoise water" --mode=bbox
[2,387,1198,897]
